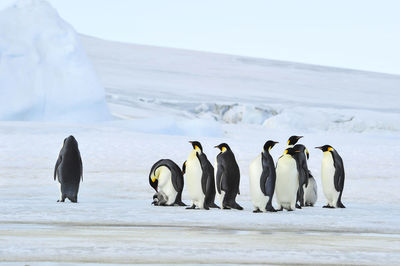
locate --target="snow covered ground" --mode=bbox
[1,2,400,264]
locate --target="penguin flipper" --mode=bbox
[261,152,276,197]
[215,161,224,194]
[259,165,269,196]
[332,151,345,192]
[79,154,83,182]
[54,155,62,181]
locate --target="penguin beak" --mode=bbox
[214,145,219,149]
[298,136,303,140]
[315,146,322,150]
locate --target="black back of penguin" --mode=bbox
[196,152,219,208]
[260,145,276,198]
[54,135,82,203]
[215,143,242,210]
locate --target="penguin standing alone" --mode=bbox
[149,159,186,206]
[275,148,299,211]
[185,141,219,210]
[54,135,83,203]
[249,140,278,212]
[315,145,345,208]
[215,143,243,210]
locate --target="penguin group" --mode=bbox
[148,136,346,211]
[52,135,346,212]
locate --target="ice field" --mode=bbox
[1,1,400,265]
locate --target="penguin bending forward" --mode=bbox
[292,144,310,208]
[249,140,278,212]
[315,145,345,208]
[215,143,243,210]
[149,159,186,206]
[54,135,83,203]
[275,148,299,211]
[185,141,219,210]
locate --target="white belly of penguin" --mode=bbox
[157,166,177,205]
[249,155,268,212]
[321,153,339,207]
[186,151,205,207]
[275,155,298,209]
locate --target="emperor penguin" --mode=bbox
[287,135,303,148]
[275,147,299,211]
[149,159,186,206]
[249,140,278,212]
[54,135,83,203]
[292,144,310,208]
[185,141,219,210]
[215,143,243,210]
[315,145,345,208]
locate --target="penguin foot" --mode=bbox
[253,209,262,213]
[337,202,346,208]
[295,204,302,209]
[287,208,294,211]
[208,203,221,209]
[176,201,188,207]
[266,206,277,212]
[186,205,196,209]
[323,205,335,208]
[223,206,231,210]
[234,204,244,210]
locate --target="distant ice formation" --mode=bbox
[0,0,110,121]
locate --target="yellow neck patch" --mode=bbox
[287,140,290,146]
[221,147,227,153]
[284,149,288,154]
[268,146,272,151]
[328,147,333,152]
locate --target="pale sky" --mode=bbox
[47,0,400,75]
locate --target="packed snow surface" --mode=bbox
[0,0,109,121]
[1,5,400,264]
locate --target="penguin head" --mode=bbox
[64,135,78,148]
[263,140,279,152]
[182,161,187,175]
[293,144,309,159]
[287,135,303,146]
[315,145,334,152]
[284,147,299,156]
[214,143,231,153]
[189,141,203,153]
[149,174,158,192]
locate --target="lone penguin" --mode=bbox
[215,143,243,210]
[315,145,345,208]
[185,141,219,210]
[149,159,186,206]
[54,135,83,203]
[249,140,278,212]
